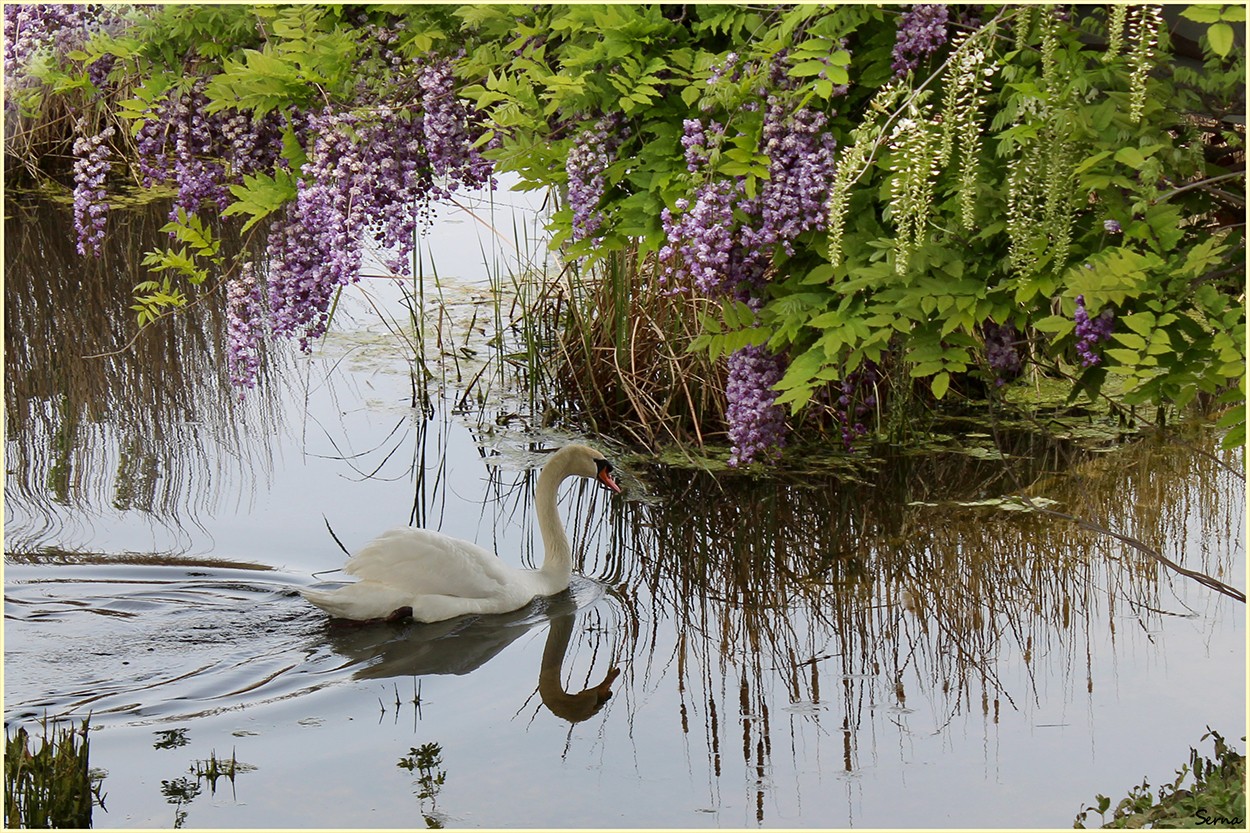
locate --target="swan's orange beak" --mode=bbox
[595,460,622,494]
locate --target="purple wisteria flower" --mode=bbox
[832,361,880,450]
[267,111,367,348]
[135,79,288,221]
[983,321,1022,386]
[680,118,723,173]
[892,4,950,76]
[1074,294,1115,366]
[658,177,767,300]
[567,114,625,244]
[418,58,494,193]
[661,93,840,463]
[706,51,740,86]
[1103,219,1122,234]
[225,261,266,394]
[71,122,114,257]
[264,64,496,357]
[5,4,88,86]
[726,344,788,466]
[87,52,115,90]
[743,101,837,255]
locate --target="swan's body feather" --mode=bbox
[299,445,620,623]
[300,581,415,622]
[343,528,514,598]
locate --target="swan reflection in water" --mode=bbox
[318,578,620,723]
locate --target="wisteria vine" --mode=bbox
[659,91,843,464]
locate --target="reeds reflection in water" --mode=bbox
[545,426,1242,820]
[4,197,284,555]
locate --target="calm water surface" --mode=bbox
[4,187,1245,829]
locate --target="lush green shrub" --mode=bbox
[5,4,1244,459]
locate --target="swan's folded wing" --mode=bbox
[342,527,513,598]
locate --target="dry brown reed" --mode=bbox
[538,247,730,451]
[547,425,1242,794]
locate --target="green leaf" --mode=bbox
[1114,146,1147,169]
[1181,5,1223,23]
[1074,150,1113,175]
[1120,312,1156,336]
[802,263,835,285]
[790,59,832,78]
[224,169,298,231]
[205,48,305,114]
[1034,315,1075,337]
[1207,22,1234,57]
[1105,347,1141,364]
[777,344,827,392]
[930,371,951,400]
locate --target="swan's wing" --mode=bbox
[300,581,412,621]
[342,527,514,599]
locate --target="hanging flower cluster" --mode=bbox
[134,78,288,222]
[225,260,266,393]
[887,102,941,275]
[983,322,1023,386]
[1074,295,1115,367]
[726,345,788,466]
[1128,5,1164,124]
[659,84,843,463]
[567,114,626,244]
[71,122,113,257]
[891,4,950,76]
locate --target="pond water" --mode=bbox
[4,184,1245,829]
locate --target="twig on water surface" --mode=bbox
[323,516,350,557]
[1017,498,1245,604]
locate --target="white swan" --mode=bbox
[300,444,621,623]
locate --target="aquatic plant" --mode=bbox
[398,741,447,827]
[4,717,106,828]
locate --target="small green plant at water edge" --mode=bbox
[1074,728,1246,828]
[4,717,107,828]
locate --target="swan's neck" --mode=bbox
[535,460,573,582]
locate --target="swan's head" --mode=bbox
[555,444,622,494]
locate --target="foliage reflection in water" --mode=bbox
[4,197,284,556]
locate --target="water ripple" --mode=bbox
[4,561,605,728]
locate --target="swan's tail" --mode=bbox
[299,581,412,622]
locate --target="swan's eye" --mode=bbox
[595,459,612,473]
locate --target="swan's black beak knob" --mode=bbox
[595,459,622,494]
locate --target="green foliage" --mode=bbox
[5,717,106,828]
[399,741,447,827]
[223,169,298,231]
[1074,728,1246,829]
[13,3,1245,452]
[450,4,1244,448]
[134,209,224,326]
